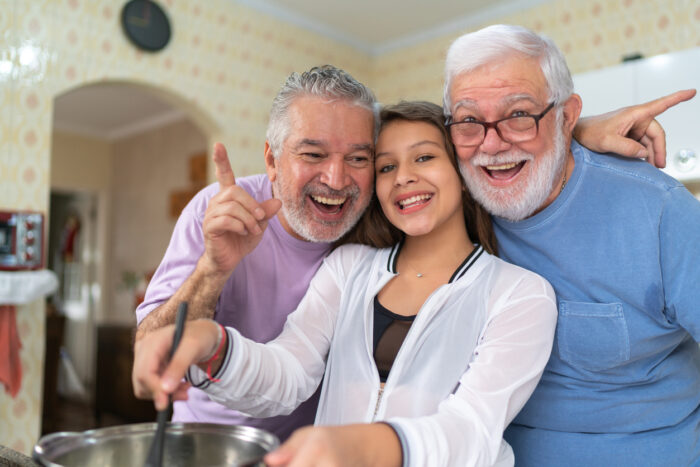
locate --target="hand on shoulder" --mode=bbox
[574,89,696,168]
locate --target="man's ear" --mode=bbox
[264,141,277,183]
[562,93,583,134]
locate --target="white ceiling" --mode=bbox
[53,0,544,141]
[239,0,544,55]
[53,83,187,141]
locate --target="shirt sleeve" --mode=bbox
[189,244,365,417]
[388,270,558,467]
[660,185,700,340]
[134,190,209,324]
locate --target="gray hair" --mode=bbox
[443,24,573,117]
[266,65,379,156]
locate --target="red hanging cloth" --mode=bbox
[0,305,22,397]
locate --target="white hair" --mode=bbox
[443,24,573,117]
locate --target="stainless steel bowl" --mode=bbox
[33,422,279,467]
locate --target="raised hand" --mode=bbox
[574,89,696,168]
[201,143,282,276]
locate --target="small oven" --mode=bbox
[0,211,44,270]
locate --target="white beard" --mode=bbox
[459,112,568,222]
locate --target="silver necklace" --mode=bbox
[400,259,425,278]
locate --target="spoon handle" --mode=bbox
[144,302,188,467]
[169,303,188,359]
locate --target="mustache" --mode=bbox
[302,182,360,201]
[469,151,534,167]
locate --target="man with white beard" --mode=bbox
[444,24,700,466]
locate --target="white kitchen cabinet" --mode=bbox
[573,47,700,183]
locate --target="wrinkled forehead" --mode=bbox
[449,56,548,110]
[452,94,542,116]
[288,97,375,140]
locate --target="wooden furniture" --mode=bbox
[94,324,156,424]
[41,310,65,434]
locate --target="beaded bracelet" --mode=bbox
[201,322,227,383]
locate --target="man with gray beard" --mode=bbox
[444,24,700,466]
[134,65,376,441]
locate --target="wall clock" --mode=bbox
[121,0,171,52]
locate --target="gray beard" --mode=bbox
[459,114,568,222]
[273,169,365,243]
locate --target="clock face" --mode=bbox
[121,0,171,52]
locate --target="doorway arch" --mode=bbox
[46,78,221,432]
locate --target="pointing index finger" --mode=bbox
[213,142,236,188]
[642,89,696,117]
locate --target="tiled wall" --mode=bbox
[1,0,698,455]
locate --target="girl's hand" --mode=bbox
[132,319,221,411]
[264,424,402,467]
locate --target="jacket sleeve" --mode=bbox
[388,270,558,467]
[189,244,364,417]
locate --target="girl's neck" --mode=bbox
[379,212,475,317]
[400,215,474,274]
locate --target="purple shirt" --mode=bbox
[136,174,331,440]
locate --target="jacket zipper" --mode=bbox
[367,252,447,422]
[372,386,384,421]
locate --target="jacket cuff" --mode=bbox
[185,327,233,390]
[380,421,409,467]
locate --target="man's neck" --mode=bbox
[531,150,575,218]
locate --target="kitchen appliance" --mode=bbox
[32,422,279,467]
[0,211,44,270]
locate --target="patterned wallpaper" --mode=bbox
[372,0,700,103]
[0,301,43,456]
[0,0,697,455]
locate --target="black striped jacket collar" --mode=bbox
[386,240,485,284]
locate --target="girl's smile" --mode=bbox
[395,191,433,214]
[375,120,466,239]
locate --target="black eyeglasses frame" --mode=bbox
[446,101,556,146]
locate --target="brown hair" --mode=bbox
[338,100,497,255]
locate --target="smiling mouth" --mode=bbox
[310,194,347,214]
[483,161,526,180]
[397,194,432,210]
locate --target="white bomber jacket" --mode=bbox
[190,243,557,466]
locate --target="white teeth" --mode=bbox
[398,194,431,207]
[311,195,346,205]
[485,162,519,170]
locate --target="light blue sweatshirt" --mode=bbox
[500,141,700,466]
